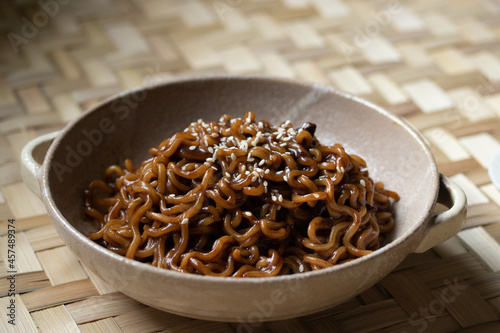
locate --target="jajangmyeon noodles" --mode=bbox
[85,112,399,277]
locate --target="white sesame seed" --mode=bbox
[211,133,219,137]
[197,119,202,123]
[235,174,241,181]
[283,175,288,182]
[299,265,304,273]
[277,205,281,210]
[225,172,231,178]
[189,146,196,150]
[285,120,291,126]
[263,203,269,210]
[212,166,217,171]
[245,171,250,175]
[181,218,189,224]
[248,158,255,162]
[340,166,345,173]
[251,176,258,182]
[206,157,215,162]
[283,136,291,141]
[208,147,214,153]
[265,169,270,174]
[360,179,366,186]
[271,195,277,201]
[263,181,268,187]
[278,195,283,202]
[280,142,286,147]
[244,211,252,217]
[313,194,320,198]
[204,162,211,166]
[231,153,237,161]
[169,194,175,197]
[259,159,265,166]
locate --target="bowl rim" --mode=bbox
[40,74,439,285]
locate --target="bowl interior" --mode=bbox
[45,76,438,250]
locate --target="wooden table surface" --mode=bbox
[1,0,500,332]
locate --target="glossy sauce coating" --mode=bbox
[85,112,399,277]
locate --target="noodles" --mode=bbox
[85,112,399,277]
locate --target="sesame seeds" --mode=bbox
[313,193,320,199]
[181,218,189,225]
[189,145,196,150]
[244,211,252,217]
[231,153,237,161]
[360,179,366,187]
[299,265,304,273]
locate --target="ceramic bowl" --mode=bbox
[21,75,466,322]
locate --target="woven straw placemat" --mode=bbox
[1,0,500,332]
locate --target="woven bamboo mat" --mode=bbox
[1,0,500,332]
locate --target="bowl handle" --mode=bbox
[20,131,60,200]
[414,174,467,253]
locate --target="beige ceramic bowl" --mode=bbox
[21,75,466,322]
